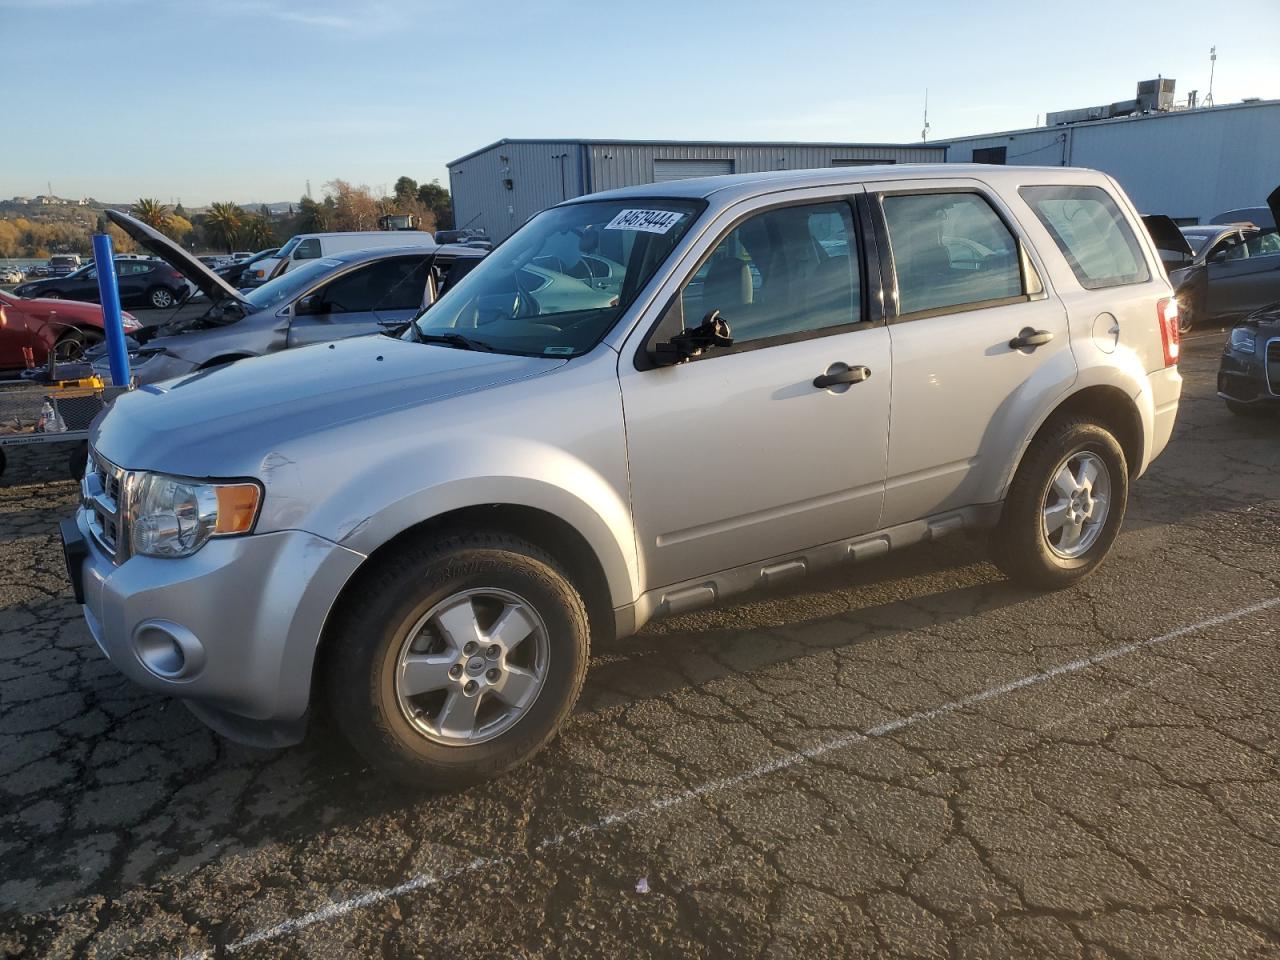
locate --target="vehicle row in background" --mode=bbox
[85,210,486,384]
[11,257,192,309]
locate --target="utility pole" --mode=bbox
[1206,46,1217,106]
[920,89,930,142]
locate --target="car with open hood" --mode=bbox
[93,210,486,384]
[1144,187,1280,331]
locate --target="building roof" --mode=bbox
[942,97,1280,145]
[448,137,943,167]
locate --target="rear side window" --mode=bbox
[1019,185,1150,290]
[881,192,1023,316]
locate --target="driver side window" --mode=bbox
[1209,234,1247,262]
[315,257,429,313]
[680,201,862,346]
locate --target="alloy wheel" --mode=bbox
[1042,451,1112,559]
[393,588,549,746]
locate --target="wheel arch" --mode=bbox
[1003,383,1145,499]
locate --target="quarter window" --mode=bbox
[317,257,429,313]
[1019,185,1150,289]
[882,192,1024,315]
[680,201,861,345]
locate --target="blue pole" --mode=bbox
[92,233,131,387]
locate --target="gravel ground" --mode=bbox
[0,333,1277,959]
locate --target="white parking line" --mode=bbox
[181,596,1280,960]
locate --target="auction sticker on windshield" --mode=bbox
[604,209,684,234]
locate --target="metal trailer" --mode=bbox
[0,374,119,479]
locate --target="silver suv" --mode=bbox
[61,166,1183,785]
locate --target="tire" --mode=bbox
[1225,399,1271,418]
[325,531,590,787]
[52,328,101,363]
[991,417,1129,590]
[1177,305,1194,335]
[68,443,87,480]
[147,286,176,309]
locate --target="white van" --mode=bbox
[250,231,436,284]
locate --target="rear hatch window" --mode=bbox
[1020,185,1150,290]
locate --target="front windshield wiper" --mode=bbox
[418,332,495,352]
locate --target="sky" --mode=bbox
[2,0,1278,205]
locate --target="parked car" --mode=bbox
[0,266,24,284]
[0,289,140,368]
[46,254,82,278]
[255,230,436,282]
[25,264,48,278]
[1217,301,1280,417]
[1211,206,1276,229]
[89,210,485,384]
[215,247,278,289]
[12,257,190,309]
[64,165,1181,785]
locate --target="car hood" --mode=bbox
[91,334,567,476]
[106,209,249,308]
[1236,300,1280,331]
[5,295,109,326]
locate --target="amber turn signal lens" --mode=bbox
[214,483,261,535]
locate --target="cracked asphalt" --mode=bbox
[2,334,1278,959]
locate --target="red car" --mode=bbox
[0,289,141,370]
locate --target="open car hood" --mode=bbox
[1141,214,1194,258]
[105,209,250,307]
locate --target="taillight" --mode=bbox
[1156,297,1179,367]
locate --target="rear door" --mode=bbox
[870,179,1074,526]
[287,255,431,347]
[115,262,152,303]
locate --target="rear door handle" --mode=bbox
[1009,328,1054,350]
[813,365,871,389]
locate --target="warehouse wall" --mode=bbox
[450,140,945,241]
[946,101,1280,223]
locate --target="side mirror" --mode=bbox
[649,309,734,367]
[296,293,329,316]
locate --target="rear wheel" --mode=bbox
[991,417,1128,590]
[147,286,176,309]
[325,531,590,787]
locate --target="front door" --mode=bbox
[619,195,892,589]
[287,254,432,347]
[1206,230,1280,320]
[872,181,1075,526]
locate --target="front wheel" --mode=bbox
[991,417,1129,590]
[325,532,590,787]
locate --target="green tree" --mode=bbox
[132,198,169,230]
[296,196,327,233]
[204,202,243,253]
[393,176,418,206]
[161,214,194,245]
[416,179,453,230]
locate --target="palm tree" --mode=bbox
[132,198,169,230]
[204,202,242,253]
[241,215,275,250]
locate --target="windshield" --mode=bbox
[275,237,301,261]
[411,199,702,356]
[242,258,343,312]
[1180,232,1214,256]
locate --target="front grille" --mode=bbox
[1267,338,1280,396]
[83,450,128,562]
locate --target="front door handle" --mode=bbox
[1009,328,1054,350]
[813,365,871,389]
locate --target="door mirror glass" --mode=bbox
[295,293,329,316]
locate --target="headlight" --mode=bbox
[1229,327,1257,354]
[129,472,261,558]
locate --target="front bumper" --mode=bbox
[64,506,365,746]
[1218,349,1280,405]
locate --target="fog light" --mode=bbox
[132,619,205,680]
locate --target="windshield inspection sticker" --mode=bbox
[604,209,683,234]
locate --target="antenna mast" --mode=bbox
[921,89,930,142]
[1206,46,1217,106]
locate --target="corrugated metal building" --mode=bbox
[448,139,945,241]
[944,99,1280,224]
